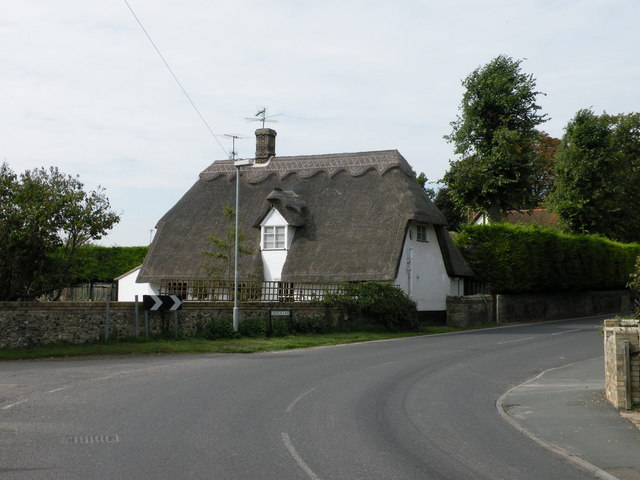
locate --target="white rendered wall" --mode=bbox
[394,222,460,311]
[449,277,465,296]
[117,267,158,301]
[260,209,294,282]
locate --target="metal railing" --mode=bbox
[159,279,348,303]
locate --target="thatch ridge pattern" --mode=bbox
[199,150,414,184]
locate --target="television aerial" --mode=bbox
[245,107,282,129]
[215,133,248,160]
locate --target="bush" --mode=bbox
[203,317,237,340]
[325,282,418,332]
[627,255,640,312]
[291,315,331,334]
[239,316,267,338]
[455,224,640,294]
[63,245,149,282]
[270,318,290,337]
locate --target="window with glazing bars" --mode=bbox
[417,224,428,242]
[263,226,286,249]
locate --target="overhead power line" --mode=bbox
[123,0,229,158]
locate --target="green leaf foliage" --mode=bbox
[203,317,237,340]
[0,163,120,300]
[290,315,331,334]
[325,282,418,331]
[61,245,149,282]
[444,55,548,219]
[548,109,640,243]
[455,224,640,293]
[201,205,254,280]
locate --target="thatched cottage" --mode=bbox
[135,129,473,313]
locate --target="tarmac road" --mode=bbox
[0,316,610,479]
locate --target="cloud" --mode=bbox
[2,0,639,245]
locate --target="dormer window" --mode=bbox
[263,225,286,250]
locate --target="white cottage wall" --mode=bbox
[394,222,455,311]
[260,208,294,282]
[117,267,158,301]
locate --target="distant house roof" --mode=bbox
[138,149,471,284]
[505,208,560,227]
[470,208,560,228]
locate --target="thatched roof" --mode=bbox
[138,150,472,283]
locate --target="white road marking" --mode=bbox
[2,400,26,410]
[550,328,583,335]
[95,369,144,381]
[286,387,317,413]
[497,336,536,345]
[47,387,68,394]
[281,432,321,480]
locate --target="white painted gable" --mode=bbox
[116,266,158,301]
[394,222,464,311]
[260,207,295,281]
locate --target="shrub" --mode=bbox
[325,282,418,332]
[203,317,236,340]
[628,255,640,288]
[291,315,330,334]
[270,318,290,337]
[455,224,640,294]
[63,245,149,282]
[239,316,267,338]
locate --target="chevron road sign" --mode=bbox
[142,294,182,311]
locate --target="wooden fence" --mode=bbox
[159,279,348,303]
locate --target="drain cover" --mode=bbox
[64,435,119,444]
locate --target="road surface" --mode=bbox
[0,316,607,479]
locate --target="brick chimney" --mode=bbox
[255,128,277,163]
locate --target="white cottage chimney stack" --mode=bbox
[255,128,277,163]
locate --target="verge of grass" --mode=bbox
[0,325,495,361]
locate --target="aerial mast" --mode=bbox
[245,107,281,129]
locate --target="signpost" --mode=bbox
[269,309,292,335]
[142,294,182,311]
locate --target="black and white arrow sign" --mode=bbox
[142,294,182,311]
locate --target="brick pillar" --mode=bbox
[604,318,640,409]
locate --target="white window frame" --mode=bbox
[416,224,428,242]
[263,225,286,250]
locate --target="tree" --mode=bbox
[0,163,120,300]
[433,186,467,231]
[548,109,640,242]
[201,205,254,280]
[530,131,560,204]
[443,55,548,220]
[416,172,436,200]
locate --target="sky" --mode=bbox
[2,0,639,246]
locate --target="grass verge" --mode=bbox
[0,325,491,361]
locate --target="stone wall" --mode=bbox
[604,318,640,409]
[496,291,631,323]
[447,290,631,327]
[446,295,493,328]
[0,301,333,349]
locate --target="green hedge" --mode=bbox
[324,282,418,331]
[455,224,640,294]
[66,246,149,282]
